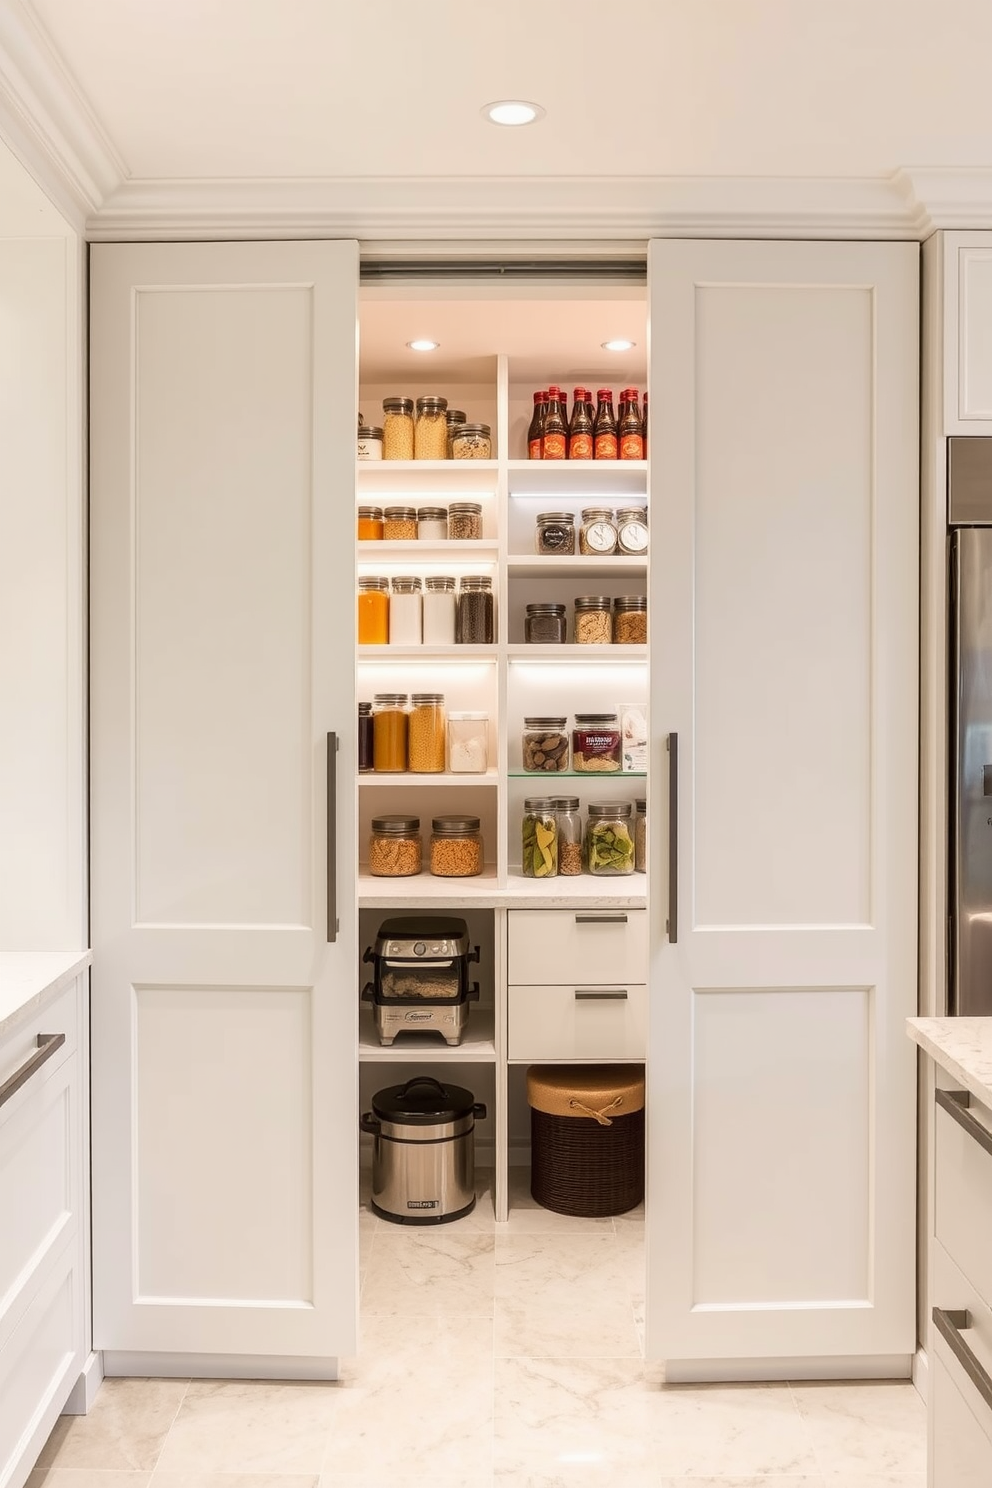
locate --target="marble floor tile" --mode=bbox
[35,1379,189,1471]
[495,1297,642,1358]
[153,1381,339,1476]
[821,1476,925,1487]
[361,1227,496,1317]
[494,1234,630,1309]
[790,1382,927,1478]
[28,1473,153,1488]
[644,1382,822,1477]
[498,1478,825,1488]
[154,1477,318,1488]
[494,1356,659,1476]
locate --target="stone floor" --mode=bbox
[31,1171,926,1488]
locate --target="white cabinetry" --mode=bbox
[941,231,992,432]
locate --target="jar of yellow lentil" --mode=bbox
[368,816,422,877]
[382,398,414,460]
[407,693,446,773]
[415,396,449,460]
[429,815,484,877]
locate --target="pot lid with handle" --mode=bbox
[371,1075,481,1125]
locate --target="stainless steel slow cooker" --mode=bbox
[360,1075,486,1224]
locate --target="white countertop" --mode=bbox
[908,1016,992,1109]
[0,950,91,1040]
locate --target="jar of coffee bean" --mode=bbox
[522,717,569,772]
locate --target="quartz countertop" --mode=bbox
[908,1016,992,1110]
[0,950,91,1041]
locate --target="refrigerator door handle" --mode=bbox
[983,765,992,796]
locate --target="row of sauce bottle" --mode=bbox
[528,387,646,461]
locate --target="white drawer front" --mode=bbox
[0,1242,81,1488]
[0,981,77,1096]
[933,1335,992,1487]
[936,1090,992,1309]
[507,909,647,986]
[508,983,647,1062]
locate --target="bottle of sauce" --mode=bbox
[549,385,568,435]
[527,391,547,460]
[568,386,594,460]
[542,388,568,461]
[642,391,648,460]
[593,388,617,460]
[619,387,644,460]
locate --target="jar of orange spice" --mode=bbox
[357,576,389,644]
[358,505,384,541]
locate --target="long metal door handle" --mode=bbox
[327,732,338,944]
[933,1308,992,1412]
[574,990,629,1001]
[0,1032,66,1110]
[936,1087,992,1160]
[667,731,678,943]
[574,914,628,925]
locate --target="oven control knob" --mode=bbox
[414,941,426,956]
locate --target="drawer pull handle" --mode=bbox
[933,1307,992,1412]
[0,1032,66,1110]
[574,990,629,1001]
[936,1088,992,1160]
[574,914,628,925]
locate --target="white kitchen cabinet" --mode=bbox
[940,231,992,433]
[89,243,360,1372]
[647,240,920,1376]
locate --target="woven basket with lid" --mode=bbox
[526,1064,644,1217]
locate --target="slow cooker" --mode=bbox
[360,1075,486,1224]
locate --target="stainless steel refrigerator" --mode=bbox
[949,437,992,1014]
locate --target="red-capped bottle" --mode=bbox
[528,391,548,460]
[642,391,648,460]
[543,387,567,460]
[593,388,617,460]
[568,386,594,460]
[618,387,644,461]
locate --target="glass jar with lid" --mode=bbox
[372,694,409,773]
[357,505,384,541]
[522,798,558,878]
[613,595,648,644]
[357,425,384,461]
[584,801,635,875]
[358,701,373,773]
[522,717,569,773]
[408,693,446,774]
[383,505,418,541]
[616,506,649,556]
[414,395,449,460]
[451,423,492,460]
[357,576,389,645]
[524,602,566,644]
[389,576,423,645]
[446,409,466,457]
[369,815,422,877]
[634,797,647,873]
[382,397,414,460]
[579,507,619,556]
[456,575,494,644]
[417,506,448,541]
[552,797,583,875]
[572,713,621,772]
[447,502,482,540]
[430,815,484,877]
[422,575,456,645]
[573,595,613,645]
[447,712,489,773]
[536,511,576,556]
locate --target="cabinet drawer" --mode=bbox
[0,1240,82,1488]
[507,909,647,986]
[0,980,77,1095]
[932,1305,992,1488]
[936,1088,992,1308]
[508,983,647,1062]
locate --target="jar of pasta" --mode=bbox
[573,595,613,645]
[451,423,492,460]
[383,505,418,541]
[357,576,389,645]
[382,397,414,460]
[357,505,384,541]
[408,693,446,773]
[613,595,648,644]
[415,395,449,460]
[372,694,409,773]
[430,815,484,877]
[369,816,422,877]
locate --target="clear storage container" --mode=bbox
[357,576,389,645]
[451,423,492,460]
[448,502,483,540]
[579,507,619,556]
[415,395,449,460]
[456,575,494,644]
[616,506,649,556]
[389,576,423,645]
[407,693,446,774]
[358,505,384,541]
[552,796,583,876]
[522,798,558,878]
[357,425,384,461]
[417,506,448,541]
[369,815,422,876]
[423,575,456,645]
[634,797,647,873]
[383,505,418,541]
[574,595,613,645]
[536,511,576,555]
[382,397,414,460]
[572,713,621,773]
[584,801,635,876]
[372,694,409,773]
[446,409,467,457]
[447,712,489,773]
[613,595,648,644]
[358,701,374,773]
[524,602,566,644]
[430,815,484,877]
[522,716,569,773]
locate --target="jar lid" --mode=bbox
[411,692,444,705]
[358,426,384,441]
[453,423,491,438]
[616,506,648,521]
[416,395,448,413]
[358,701,372,714]
[358,505,384,519]
[581,507,616,521]
[523,798,555,812]
[384,505,417,519]
[391,575,422,592]
[573,595,613,609]
[448,501,483,515]
[371,815,421,834]
[537,511,575,525]
[382,397,414,414]
[634,798,647,811]
[574,713,619,724]
[431,814,481,835]
[551,797,580,810]
[588,801,632,817]
[524,716,567,728]
[417,506,448,519]
[446,409,467,424]
[613,595,648,611]
[371,1075,478,1125]
[358,576,389,591]
[525,602,566,617]
[460,575,492,590]
[373,693,409,705]
[424,575,456,591]
[449,711,488,720]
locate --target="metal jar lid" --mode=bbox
[424,575,456,591]
[446,409,467,425]
[523,798,555,812]
[410,693,445,705]
[537,511,576,525]
[616,506,648,522]
[358,505,384,519]
[452,422,492,438]
[416,395,448,413]
[526,602,566,616]
[371,815,421,835]
[391,575,422,592]
[358,426,384,441]
[431,814,481,835]
[372,693,409,706]
[524,716,567,728]
[448,501,482,515]
[574,712,619,725]
[587,801,632,817]
[460,575,492,590]
[635,798,647,812]
[382,397,414,414]
[581,507,616,521]
[551,797,580,810]
[573,595,612,610]
[384,505,417,519]
[417,506,448,520]
[358,575,389,591]
[612,595,648,611]
[358,701,371,715]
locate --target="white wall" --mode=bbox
[0,139,86,949]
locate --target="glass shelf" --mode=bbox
[507,770,646,779]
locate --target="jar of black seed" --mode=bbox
[456,575,494,644]
[524,602,566,644]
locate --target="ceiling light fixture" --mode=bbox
[483,100,544,127]
[407,338,439,352]
[602,338,636,352]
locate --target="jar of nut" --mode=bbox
[573,595,613,645]
[382,397,414,460]
[369,815,422,877]
[408,693,446,773]
[522,717,569,773]
[613,595,648,644]
[429,815,484,877]
[415,395,449,460]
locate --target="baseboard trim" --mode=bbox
[102,1351,340,1381]
[62,1351,104,1415]
[663,1353,914,1384]
[913,1345,929,1403]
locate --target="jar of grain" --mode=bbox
[417,506,448,541]
[451,423,492,460]
[524,602,566,644]
[522,798,558,878]
[536,511,576,555]
[369,815,422,877]
[430,815,483,877]
[382,397,414,460]
[634,797,647,873]
[415,395,449,460]
[613,595,648,644]
[585,801,635,875]
[408,693,446,774]
[447,712,489,773]
[572,713,621,773]
[357,576,389,645]
[616,506,649,556]
[389,576,423,645]
[456,575,494,644]
[423,575,456,645]
[383,505,418,541]
[372,694,409,772]
[357,505,384,541]
[579,507,619,556]
[357,425,384,461]
[553,796,583,876]
[448,502,483,540]
[522,717,569,773]
[574,595,613,645]
[446,409,466,456]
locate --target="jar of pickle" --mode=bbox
[579,507,619,556]
[447,502,482,540]
[430,815,484,877]
[415,395,449,460]
[357,576,389,645]
[372,694,409,772]
[357,425,384,461]
[522,798,558,878]
[573,595,613,645]
[382,397,414,460]
[634,797,647,873]
[522,717,569,772]
[613,595,648,644]
[451,423,492,460]
[417,506,448,541]
[369,815,422,877]
[423,575,456,645]
[389,576,423,645]
[408,693,446,774]
[456,575,494,644]
[536,511,576,555]
[357,505,384,541]
[446,409,467,456]
[553,796,583,876]
[584,801,635,875]
[383,505,418,540]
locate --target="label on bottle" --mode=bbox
[528,438,543,460]
[543,432,567,461]
[569,433,593,460]
[594,432,618,460]
[620,433,644,461]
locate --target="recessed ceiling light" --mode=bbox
[483,100,544,127]
[602,339,636,352]
[407,339,440,352]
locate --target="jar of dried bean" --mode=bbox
[524,602,566,644]
[536,511,576,555]
[448,502,482,540]
[372,694,409,773]
[382,397,414,460]
[522,717,569,773]
[613,595,648,644]
[383,505,418,541]
[573,595,613,645]
[389,576,423,645]
[357,576,389,645]
[634,797,647,873]
[446,409,466,457]
[423,575,456,645]
[553,797,583,876]
[522,798,558,878]
[357,425,383,461]
[584,802,635,875]
[408,693,446,773]
[369,815,422,877]
[579,507,619,556]
[451,423,492,460]
[430,815,483,877]
[572,713,621,773]
[358,505,384,541]
[456,575,494,644]
[417,506,448,541]
[415,395,449,460]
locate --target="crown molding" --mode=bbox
[896,167,992,233]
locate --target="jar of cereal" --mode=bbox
[415,395,449,460]
[382,397,414,460]
[430,815,483,877]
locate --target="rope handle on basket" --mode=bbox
[567,1095,624,1126]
